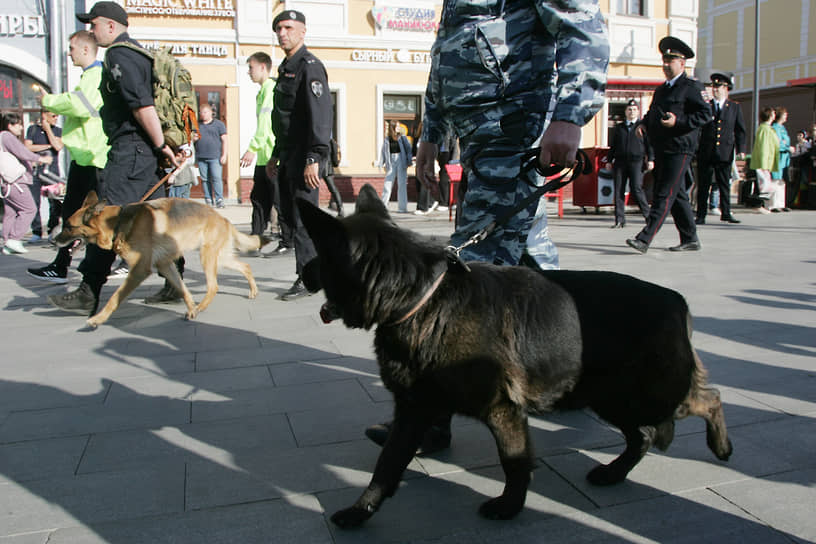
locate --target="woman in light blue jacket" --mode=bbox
[378,121,412,212]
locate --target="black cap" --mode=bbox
[77,1,128,26]
[659,36,694,59]
[273,9,306,30]
[626,99,639,107]
[710,71,734,90]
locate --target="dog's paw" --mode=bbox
[185,309,199,321]
[248,289,258,299]
[478,495,524,520]
[586,463,627,486]
[85,318,100,330]
[330,506,373,529]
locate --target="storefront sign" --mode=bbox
[351,48,431,64]
[371,6,438,32]
[124,0,236,18]
[141,40,229,57]
[0,14,46,36]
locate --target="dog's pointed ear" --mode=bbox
[82,190,99,208]
[92,199,108,215]
[355,184,389,218]
[297,197,347,252]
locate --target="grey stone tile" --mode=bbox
[0,436,88,483]
[257,337,342,362]
[78,414,295,474]
[190,379,372,422]
[320,463,595,543]
[104,366,274,402]
[402,488,792,544]
[0,466,184,535]
[540,422,798,508]
[712,468,816,543]
[269,356,379,386]
[0,394,190,442]
[0,379,110,414]
[288,400,393,447]
[45,497,332,544]
[185,440,426,510]
[0,532,51,543]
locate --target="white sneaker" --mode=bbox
[757,207,771,215]
[437,205,449,212]
[107,264,129,280]
[428,201,439,212]
[413,209,426,216]
[3,239,28,254]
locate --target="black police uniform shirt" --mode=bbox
[698,99,746,164]
[643,73,710,155]
[271,45,332,169]
[607,120,653,164]
[100,33,154,144]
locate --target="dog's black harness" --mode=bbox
[445,148,591,272]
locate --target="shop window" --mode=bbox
[617,0,645,16]
[383,93,421,143]
[0,65,47,128]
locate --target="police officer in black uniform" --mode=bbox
[626,37,710,254]
[608,99,653,228]
[696,71,746,225]
[49,1,179,314]
[267,10,333,300]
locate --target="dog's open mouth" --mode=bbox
[320,302,341,323]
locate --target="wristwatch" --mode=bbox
[305,157,317,165]
[153,142,166,156]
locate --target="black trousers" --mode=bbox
[613,159,649,224]
[79,133,174,296]
[323,172,343,211]
[53,162,101,271]
[278,162,319,276]
[697,160,733,220]
[636,153,697,246]
[436,151,452,206]
[251,164,293,245]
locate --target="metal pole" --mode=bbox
[751,0,760,141]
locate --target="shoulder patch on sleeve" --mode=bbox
[310,80,323,98]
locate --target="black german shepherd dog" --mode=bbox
[296,185,732,529]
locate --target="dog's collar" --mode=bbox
[390,270,447,326]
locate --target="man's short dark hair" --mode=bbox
[248,52,272,71]
[759,107,775,123]
[69,30,98,53]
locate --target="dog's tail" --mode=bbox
[231,226,273,252]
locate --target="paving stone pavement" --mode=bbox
[0,200,814,543]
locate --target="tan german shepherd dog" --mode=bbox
[54,191,269,328]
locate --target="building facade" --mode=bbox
[4,0,707,203]
[697,0,816,142]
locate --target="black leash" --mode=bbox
[445,148,592,271]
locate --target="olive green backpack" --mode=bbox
[105,42,199,149]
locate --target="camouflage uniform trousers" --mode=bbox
[448,111,559,269]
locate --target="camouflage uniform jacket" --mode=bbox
[421,0,609,148]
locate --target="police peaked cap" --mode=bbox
[273,9,306,29]
[659,36,694,59]
[626,99,639,107]
[77,1,128,26]
[710,71,734,90]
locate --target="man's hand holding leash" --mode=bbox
[539,121,581,169]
